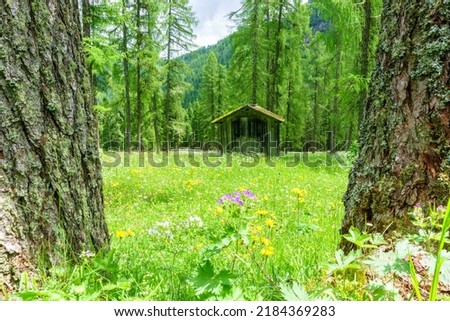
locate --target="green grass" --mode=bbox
[10,152,350,301]
[101,152,349,300]
[9,152,450,301]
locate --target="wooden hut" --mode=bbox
[211,104,285,156]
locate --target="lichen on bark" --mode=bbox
[342,0,450,243]
[0,1,109,291]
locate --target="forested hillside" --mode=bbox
[87,0,382,150]
[181,36,233,108]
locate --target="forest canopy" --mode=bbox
[87,0,382,151]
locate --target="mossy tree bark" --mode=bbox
[0,0,109,290]
[342,0,450,240]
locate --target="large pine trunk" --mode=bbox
[0,1,109,290]
[342,0,450,239]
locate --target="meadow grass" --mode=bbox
[100,151,349,300]
[10,152,450,301]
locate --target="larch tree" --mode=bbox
[200,52,220,141]
[122,0,132,152]
[342,0,450,239]
[229,0,267,106]
[136,0,144,151]
[161,0,197,151]
[0,1,109,290]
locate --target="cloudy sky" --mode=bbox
[189,0,242,47]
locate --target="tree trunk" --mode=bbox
[285,65,293,142]
[122,0,132,153]
[331,37,341,152]
[342,0,450,241]
[271,0,285,113]
[312,63,319,144]
[164,3,173,152]
[0,0,109,291]
[152,93,161,153]
[251,0,261,105]
[136,0,143,152]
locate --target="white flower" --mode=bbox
[156,221,170,228]
[147,227,160,236]
[185,215,203,228]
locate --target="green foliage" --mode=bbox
[324,202,450,300]
[12,152,348,300]
[187,260,237,297]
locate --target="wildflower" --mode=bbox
[232,196,244,206]
[265,218,275,228]
[80,250,95,259]
[292,188,306,196]
[415,203,422,208]
[185,215,204,228]
[242,189,256,199]
[131,169,141,175]
[261,237,270,246]
[214,207,224,214]
[115,230,127,238]
[156,221,170,228]
[437,205,446,212]
[256,209,268,216]
[165,230,174,240]
[147,227,160,236]
[217,193,232,204]
[255,225,263,233]
[298,197,305,204]
[217,192,245,206]
[260,246,274,256]
[127,230,135,237]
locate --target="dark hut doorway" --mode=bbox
[231,117,267,154]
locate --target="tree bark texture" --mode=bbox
[342,0,450,239]
[0,0,109,291]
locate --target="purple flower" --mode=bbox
[217,192,244,206]
[242,189,256,199]
[415,203,422,208]
[231,196,244,206]
[437,205,446,212]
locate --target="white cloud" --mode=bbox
[189,0,242,47]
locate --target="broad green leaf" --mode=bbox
[280,282,310,301]
[187,260,236,296]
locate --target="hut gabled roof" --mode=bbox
[211,104,286,124]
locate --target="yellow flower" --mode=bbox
[251,235,260,243]
[214,207,224,215]
[131,168,141,175]
[115,230,127,238]
[298,197,305,204]
[265,219,275,228]
[261,237,270,246]
[127,230,135,237]
[292,188,306,196]
[239,186,247,192]
[255,225,263,233]
[260,246,274,256]
[256,209,268,216]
